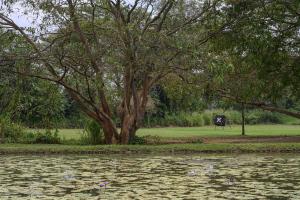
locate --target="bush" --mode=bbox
[21,132,36,144]
[192,113,204,127]
[129,135,161,145]
[0,117,25,143]
[184,113,203,127]
[246,110,282,124]
[225,110,241,124]
[202,112,212,125]
[161,113,205,127]
[142,109,289,128]
[34,129,61,144]
[129,135,147,145]
[80,120,104,145]
[142,135,161,145]
[21,129,61,144]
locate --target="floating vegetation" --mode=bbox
[99,181,109,188]
[187,169,198,176]
[0,154,299,199]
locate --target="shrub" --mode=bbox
[246,110,282,124]
[34,129,61,144]
[143,109,288,128]
[192,113,204,127]
[202,112,212,125]
[129,135,147,145]
[129,135,161,145]
[21,132,36,144]
[80,120,104,145]
[162,113,205,127]
[184,113,203,127]
[0,117,25,143]
[185,115,194,127]
[226,110,242,124]
[164,114,177,126]
[143,135,161,144]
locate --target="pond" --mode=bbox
[0,154,300,199]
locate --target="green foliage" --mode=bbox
[22,130,61,144]
[246,111,282,125]
[142,109,296,127]
[0,117,25,143]
[207,0,300,105]
[80,120,104,145]
[129,135,162,145]
[21,132,36,144]
[18,79,66,128]
[144,112,206,127]
[129,136,147,145]
[142,135,162,145]
[0,117,61,144]
[202,113,212,125]
[154,78,206,114]
[280,114,300,125]
[60,95,88,129]
[34,130,61,144]
[204,109,285,125]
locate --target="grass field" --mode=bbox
[49,125,300,140]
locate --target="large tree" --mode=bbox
[0,0,235,144]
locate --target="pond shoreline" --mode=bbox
[1,143,300,155]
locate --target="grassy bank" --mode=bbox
[1,143,300,154]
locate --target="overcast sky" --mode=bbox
[0,1,35,27]
[1,0,136,28]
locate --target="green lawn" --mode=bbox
[52,125,300,140]
[138,125,300,137]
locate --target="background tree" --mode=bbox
[206,0,300,118]
[0,30,65,128]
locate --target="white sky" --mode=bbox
[0,1,36,28]
[1,0,136,28]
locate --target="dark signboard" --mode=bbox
[214,115,226,126]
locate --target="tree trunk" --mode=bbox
[120,114,137,144]
[241,103,245,136]
[0,122,3,144]
[101,118,119,144]
[120,126,137,144]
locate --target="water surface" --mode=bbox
[0,154,300,199]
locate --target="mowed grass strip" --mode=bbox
[50,125,300,140]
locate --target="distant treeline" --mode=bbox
[1,78,300,129]
[142,109,300,128]
[23,109,300,129]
